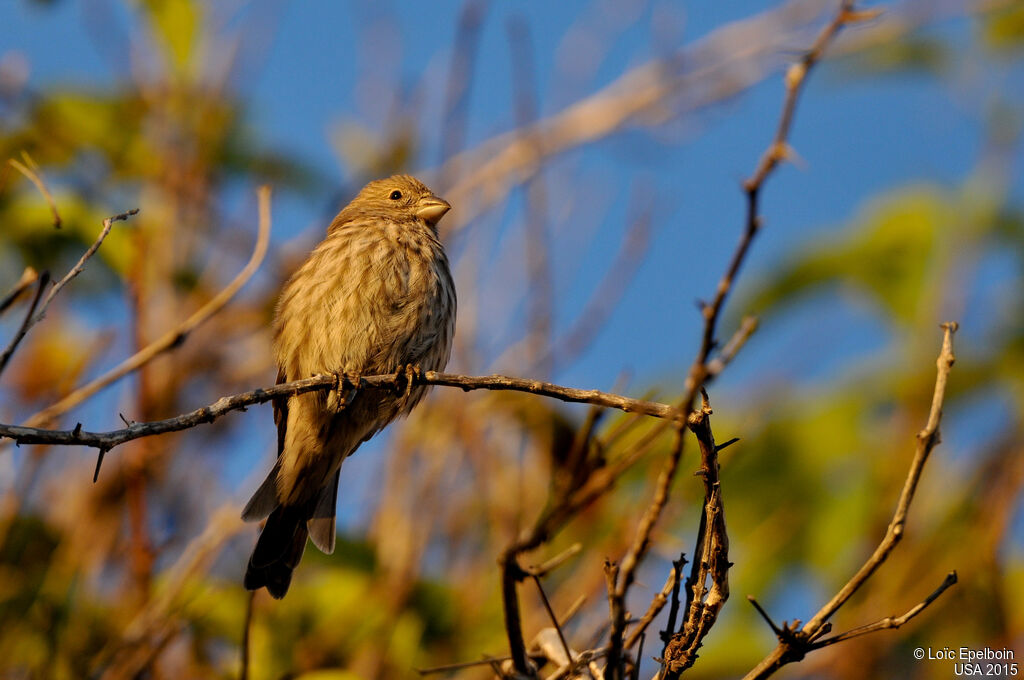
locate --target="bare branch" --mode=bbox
[533,576,574,672]
[0,208,136,379]
[418,655,513,676]
[23,187,271,430]
[0,267,39,316]
[526,543,582,578]
[659,394,731,677]
[623,553,686,651]
[499,547,533,676]
[605,4,861,675]
[812,571,958,648]
[0,270,49,379]
[742,322,960,680]
[803,322,958,632]
[32,209,139,327]
[706,316,759,378]
[9,152,61,228]
[240,591,255,680]
[0,371,680,462]
[606,424,685,674]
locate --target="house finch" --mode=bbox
[242,175,456,598]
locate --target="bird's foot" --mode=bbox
[327,370,359,413]
[394,364,422,400]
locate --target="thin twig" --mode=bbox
[31,209,139,329]
[418,655,513,675]
[0,267,39,316]
[606,425,685,675]
[803,322,958,633]
[527,543,582,577]
[811,571,958,648]
[706,316,759,377]
[533,575,574,671]
[742,322,960,680]
[428,373,679,419]
[9,152,61,228]
[0,208,134,380]
[23,188,270,430]
[240,591,255,680]
[747,596,784,637]
[0,271,49,379]
[623,553,686,650]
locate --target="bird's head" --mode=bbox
[338,174,451,231]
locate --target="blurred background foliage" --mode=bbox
[0,1,1021,679]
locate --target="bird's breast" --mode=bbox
[273,220,454,381]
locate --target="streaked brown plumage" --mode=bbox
[242,175,456,598]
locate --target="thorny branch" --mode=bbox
[0,370,682,461]
[658,394,730,679]
[603,2,869,676]
[741,322,960,680]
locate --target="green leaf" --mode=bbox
[981,3,1024,53]
[140,0,202,75]
[744,188,946,326]
[836,36,951,78]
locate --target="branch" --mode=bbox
[240,591,254,680]
[0,267,40,316]
[659,393,731,678]
[0,208,137,380]
[0,371,681,455]
[623,553,686,651]
[9,152,61,228]
[811,571,958,648]
[21,187,271,430]
[693,0,872,395]
[604,3,866,675]
[498,547,533,676]
[32,209,139,327]
[803,322,957,632]
[742,322,960,680]
[0,270,49,379]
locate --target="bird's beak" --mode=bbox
[416,196,451,226]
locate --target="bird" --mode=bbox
[241,174,457,599]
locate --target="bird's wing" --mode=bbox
[241,369,289,522]
[273,367,288,458]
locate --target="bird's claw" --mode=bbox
[328,370,358,412]
[394,364,422,400]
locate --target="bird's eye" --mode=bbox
[389,190,402,200]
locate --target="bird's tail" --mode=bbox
[244,505,308,599]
